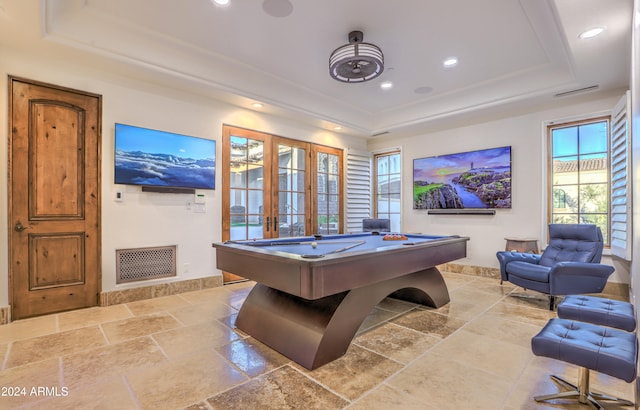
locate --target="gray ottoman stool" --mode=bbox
[558,295,636,331]
[531,318,637,408]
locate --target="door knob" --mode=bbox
[14,222,30,232]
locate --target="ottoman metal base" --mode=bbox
[535,368,633,409]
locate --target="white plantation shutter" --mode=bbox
[610,91,632,260]
[346,149,372,233]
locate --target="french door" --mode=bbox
[274,136,311,239]
[313,146,343,235]
[221,125,343,283]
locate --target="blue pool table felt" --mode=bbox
[231,232,448,258]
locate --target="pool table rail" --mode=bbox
[213,235,468,300]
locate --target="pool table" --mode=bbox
[213,232,469,369]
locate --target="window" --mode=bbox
[547,117,610,244]
[374,151,401,232]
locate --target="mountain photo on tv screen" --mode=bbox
[114,123,216,190]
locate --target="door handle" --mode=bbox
[14,221,31,232]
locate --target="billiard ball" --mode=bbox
[311,242,318,248]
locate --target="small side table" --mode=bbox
[504,237,539,253]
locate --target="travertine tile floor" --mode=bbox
[0,272,634,409]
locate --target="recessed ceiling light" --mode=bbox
[380,81,393,90]
[251,102,263,108]
[579,27,605,39]
[212,0,230,6]
[443,57,458,68]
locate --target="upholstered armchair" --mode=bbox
[362,218,391,232]
[496,224,614,310]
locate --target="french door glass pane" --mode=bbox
[279,146,292,167]
[247,190,263,225]
[317,174,327,194]
[317,151,340,234]
[318,152,327,172]
[230,165,247,188]
[295,148,306,169]
[279,168,291,191]
[277,144,306,238]
[328,154,339,174]
[248,167,264,189]
[328,174,338,194]
[229,136,264,240]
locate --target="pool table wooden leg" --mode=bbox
[234,267,450,370]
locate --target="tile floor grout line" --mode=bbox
[499,352,537,409]
[203,363,289,404]
[148,333,172,361]
[286,363,354,405]
[121,373,143,410]
[1,341,12,371]
[209,338,256,381]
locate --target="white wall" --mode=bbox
[1,30,632,312]
[368,95,630,284]
[0,44,366,307]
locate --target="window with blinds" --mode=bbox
[610,91,632,260]
[346,149,372,233]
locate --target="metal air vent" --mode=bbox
[116,245,177,283]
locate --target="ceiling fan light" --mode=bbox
[329,31,384,83]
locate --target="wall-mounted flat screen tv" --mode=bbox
[413,146,511,209]
[114,123,216,190]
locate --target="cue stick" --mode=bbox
[225,240,366,247]
[323,240,366,255]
